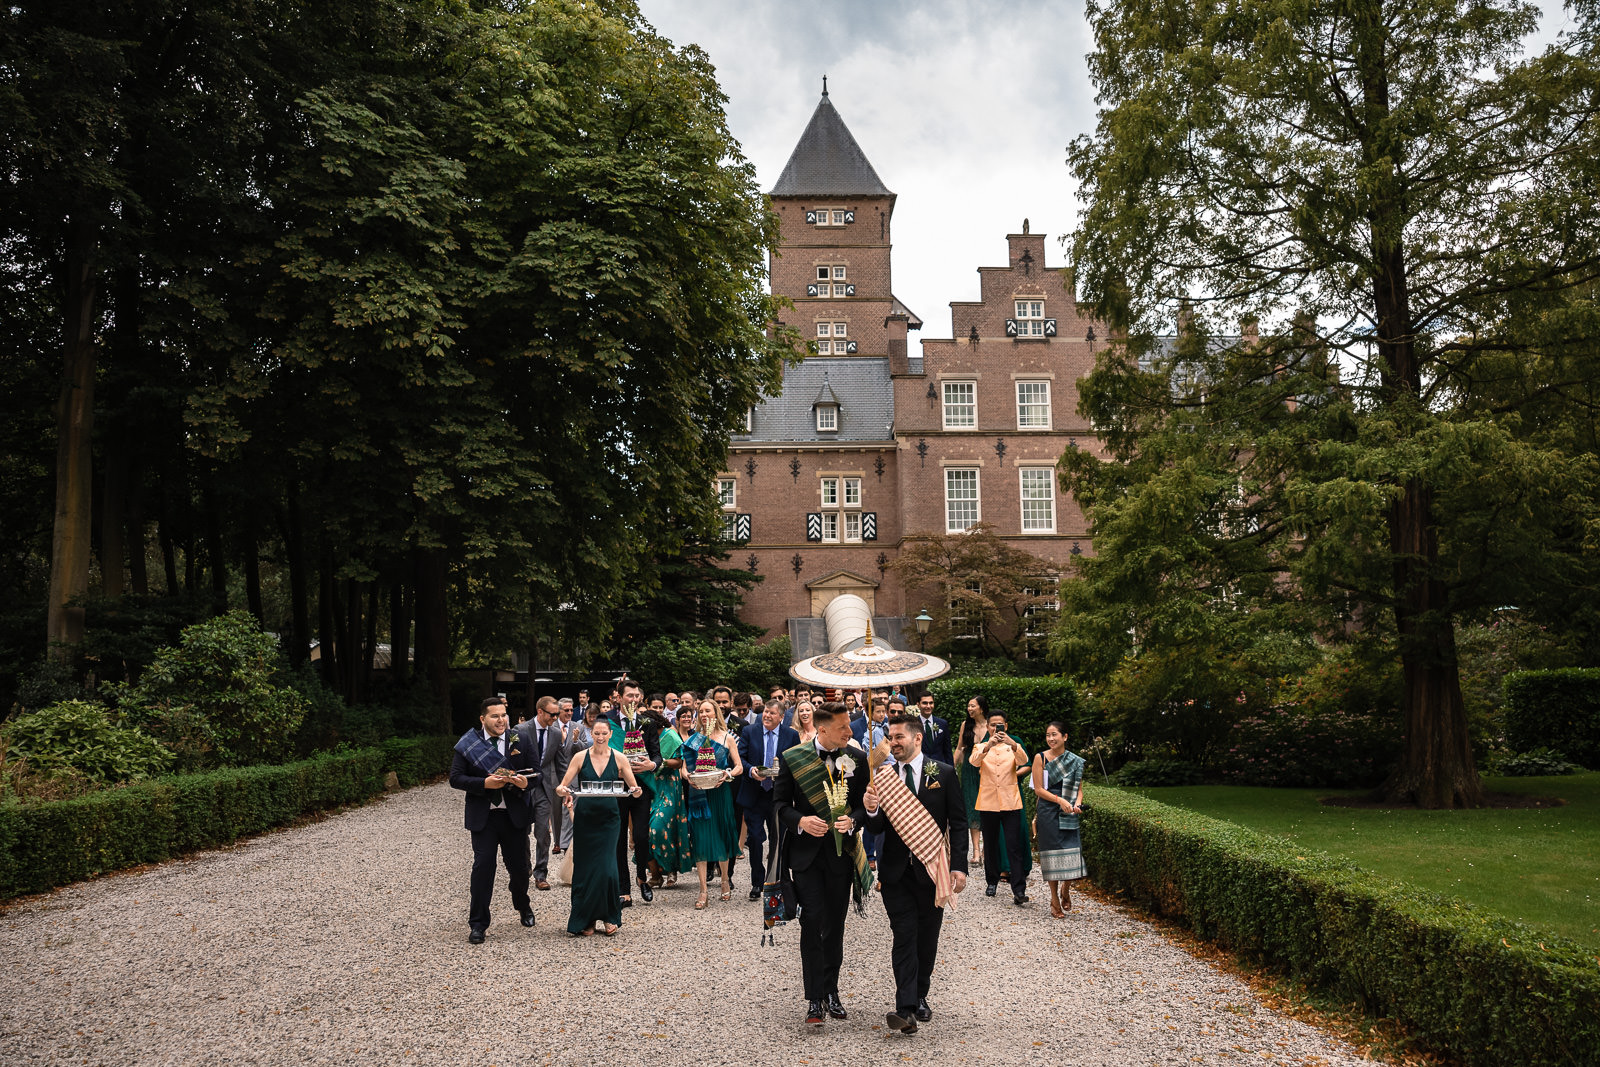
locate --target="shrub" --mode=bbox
[627,635,794,696]
[1081,785,1599,1067]
[1487,747,1581,777]
[1107,757,1205,786]
[1,700,173,784]
[1503,669,1600,768]
[1213,702,1400,788]
[0,734,455,898]
[115,611,309,769]
[927,675,1084,754]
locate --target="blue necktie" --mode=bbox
[763,730,776,791]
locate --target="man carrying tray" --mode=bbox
[449,697,538,943]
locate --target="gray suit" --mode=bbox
[515,718,569,880]
[559,721,594,848]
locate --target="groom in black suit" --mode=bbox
[863,714,968,1034]
[774,702,869,1027]
[449,697,538,943]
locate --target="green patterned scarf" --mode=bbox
[785,743,874,913]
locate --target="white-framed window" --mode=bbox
[949,580,983,641]
[721,514,740,541]
[810,207,851,227]
[1016,380,1051,429]
[815,264,850,298]
[842,477,860,505]
[821,512,840,541]
[1021,577,1060,657]
[820,477,839,506]
[1019,468,1056,532]
[945,468,980,532]
[815,321,848,354]
[942,380,976,429]
[1014,300,1046,336]
[816,405,838,431]
[742,406,754,433]
[818,476,863,542]
[717,478,736,509]
[844,511,862,541]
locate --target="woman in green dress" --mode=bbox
[648,706,696,886]
[680,700,743,909]
[554,717,642,937]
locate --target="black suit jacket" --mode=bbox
[918,716,953,764]
[774,744,869,873]
[736,723,801,809]
[864,758,968,886]
[449,732,536,831]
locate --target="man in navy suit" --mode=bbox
[737,701,800,900]
[449,697,537,943]
[912,693,952,764]
[864,714,968,1034]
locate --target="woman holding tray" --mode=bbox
[555,717,642,937]
[680,699,743,909]
[648,705,697,887]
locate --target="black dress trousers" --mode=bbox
[881,863,944,1011]
[791,845,853,1000]
[469,806,532,929]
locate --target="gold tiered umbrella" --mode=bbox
[788,594,950,690]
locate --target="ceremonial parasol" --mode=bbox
[788,594,951,691]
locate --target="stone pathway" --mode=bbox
[0,782,1367,1066]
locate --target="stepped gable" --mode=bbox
[770,88,893,198]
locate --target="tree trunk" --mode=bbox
[390,575,411,685]
[363,582,379,697]
[100,429,129,599]
[243,528,263,624]
[159,510,180,596]
[526,597,540,720]
[127,455,149,594]
[46,216,100,653]
[413,547,451,731]
[318,547,339,689]
[343,576,361,703]
[283,487,310,666]
[205,483,227,607]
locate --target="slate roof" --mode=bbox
[734,357,895,443]
[770,92,894,198]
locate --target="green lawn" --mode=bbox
[1125,772,1600,952]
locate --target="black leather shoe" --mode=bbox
[639,882,653,903]
[805,1000,826,1026]
[620,896,633,908]
[886,1009,918,1034]
[825,992,848,1019]
[520,910,536,928]
[1013,891,1029,905]
[914,998,932,1022]
[468,928,485,944]
[748,887,762,901]
[985,884,997,897]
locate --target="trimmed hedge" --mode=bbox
[1504,669,1600,768]
[927,675,1084,753]
[1081,785,1600,1067]
[0,734,455,898]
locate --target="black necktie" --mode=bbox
[535,726,545,765]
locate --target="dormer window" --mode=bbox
[816,404,838,431]
[1007,300,1057,338]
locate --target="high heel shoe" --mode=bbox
[695,891,708,910]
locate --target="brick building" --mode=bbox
[720,88,1102,652]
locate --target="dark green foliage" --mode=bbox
[927,676,1083,755]
[1107,758,1205,787]
[0,735,453,897]
[1082,786,1600,1067]
[115,611,308,769]
[1,700,172,785]
[79,593,217,685]
[1489,748,1581,777]
[1503,669,1600,768]
[1213,703,1400,788]
[625,636,792,696]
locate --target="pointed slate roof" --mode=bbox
[771,89,893,198]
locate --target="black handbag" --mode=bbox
[761,821,799,943]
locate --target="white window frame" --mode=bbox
[742,407,754,433]
[942,380,977,430]
[843,511,862,542]
[720,513,740,541]
[717,478,736,510]
[820,477,839,506]
[816,405,838,432]
[945,467,980,532]
[1019,468,1056,533]
[1014,299,1046,337]
[821,511,840,542]
[843,477,861,506]
[1015,380,1052,430]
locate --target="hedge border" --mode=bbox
[0,735,456,899]
[1081,785,1600,1067]
[1503,668,1600,768]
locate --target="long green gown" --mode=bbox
[682,733,738,865]
[648,729,693,874]
[567,752,623,934]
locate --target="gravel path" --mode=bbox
[1,781,1366,1066]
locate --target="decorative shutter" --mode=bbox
[843,210,855,223]
[806,283,818,297]
[845,340,858,354]
[805,210,818,224]
[862,512,877,541]
[845,284,856,296]
[736,513,751,541]
[1005,318,1019,337]
[806,513,823,541]
[1044,318,1057,336]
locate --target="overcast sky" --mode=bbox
[638,0,1577,338]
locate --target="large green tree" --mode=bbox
[1064,0,1600,805]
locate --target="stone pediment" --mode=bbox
[805,570,879,617]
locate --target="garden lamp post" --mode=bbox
[914,608,932,652]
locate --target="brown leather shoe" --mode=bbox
[536,880,551,891]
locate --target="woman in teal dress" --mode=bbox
[648,706,695,886]
[555,717,642,937]
[680,700,743,909]
[955,696,1033,882]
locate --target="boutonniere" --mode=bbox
[922,762,940,783]
[837,755,857,778]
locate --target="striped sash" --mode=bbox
[875,770,956,908]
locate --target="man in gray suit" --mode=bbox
[515,696,569,891]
